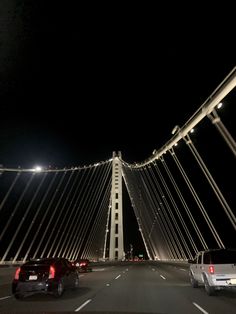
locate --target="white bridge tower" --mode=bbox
[109,151,124,260]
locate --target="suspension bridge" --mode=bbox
[0,67,235,265]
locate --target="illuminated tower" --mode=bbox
[109,151,124,260]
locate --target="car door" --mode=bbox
[194,253,203,282]
[190,253,201,281]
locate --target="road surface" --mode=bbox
[0,261,235,313]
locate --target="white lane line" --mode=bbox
[75,299,92,312]
[115,274,121,279]
[179,268,187,272]
[193,302,209,314]
[152,268,155,271]
[160,275,166,280]
[0,296,11,301]
[79,274,84,277]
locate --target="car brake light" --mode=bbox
[49,266,55,279]
[80,262,86,266]
[209,265,214,274]
[14,267,21,280]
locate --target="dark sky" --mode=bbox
[0,1,235,257]
[1,1,235,168]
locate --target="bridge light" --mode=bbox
[171,125,180,135]
[34,166,42,172]
[190,128,195,133]
[217,102,223,109]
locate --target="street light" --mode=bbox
[34,166,42,172]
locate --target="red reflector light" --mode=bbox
[14,267,21,280]
[49,266,55,279]
[209,265,214,274]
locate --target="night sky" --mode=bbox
[1,2,235,256]
[1,1,235,168]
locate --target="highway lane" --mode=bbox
[0,262,235,313]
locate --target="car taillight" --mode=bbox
[80,262,86,266]
[49,266,55,279]
[209,265,214,274]
[14,267,21,280]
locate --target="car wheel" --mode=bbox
[190,272,198,288]
[203,276,215,296]
[54,280,64,297]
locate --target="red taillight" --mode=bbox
[209,265,214,274]
[14,267,21,280]
[80,262,86,266]
[49,266,55,279]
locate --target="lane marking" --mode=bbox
[193,302,209,314]
[179,268,187,272]
[75,299,92,312]
[115,274,121,279]
[160,275,166,280]
[0,296,11,301]
[79,274,84,277]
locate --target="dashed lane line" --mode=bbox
[75,299,92,312]
[193,302,209,314]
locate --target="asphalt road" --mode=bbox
[0,261,236,313]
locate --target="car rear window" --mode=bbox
[24,259,55,266]
[204,250,236,264]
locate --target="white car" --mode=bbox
[188,248,236,295]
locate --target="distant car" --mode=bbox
[188,248,236,295]
[74,259,92,273]
[12,257,79,299]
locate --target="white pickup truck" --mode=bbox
[188,248,236,295]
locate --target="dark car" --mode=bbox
[74,259,92,273]
[12,257,79,299]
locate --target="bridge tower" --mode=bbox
[109,151,124,260]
